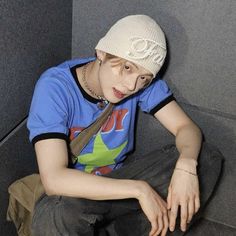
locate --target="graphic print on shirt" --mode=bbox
[78,132,127,173]
[27,58,174,176]
[69,108,129,174]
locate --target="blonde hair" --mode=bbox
[102,53,153,88]
[103,53,126,67]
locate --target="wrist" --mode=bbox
[174,167,198,176]
[175,157,198,174]
[133,180,149,201]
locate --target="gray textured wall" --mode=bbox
[72,0,236,230]
[72,0,236,116]
[1,0,235,234]
[0,1,72,235]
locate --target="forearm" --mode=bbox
[36,139,145,202]
[175,123,202,171]
[44,167,142,201]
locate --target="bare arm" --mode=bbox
[35,138,142,200]
[35,138,170,235]
[154,100,202,169]
[154,100,202,232]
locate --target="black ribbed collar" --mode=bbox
[70,63,103,104]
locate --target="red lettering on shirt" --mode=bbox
[69,109,129,139]
[102,109,128,132]
[69,127,83,140]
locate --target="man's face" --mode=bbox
[98,55,154,104]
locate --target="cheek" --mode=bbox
[99,68,112,88]
[110,66,121,76]
[100,66,119,85]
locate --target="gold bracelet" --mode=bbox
[175,168,198,176]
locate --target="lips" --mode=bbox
[113,88,125,99]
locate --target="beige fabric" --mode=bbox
[6,174,44,236]
[95,15,167,76]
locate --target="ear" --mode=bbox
[96,49,106,61]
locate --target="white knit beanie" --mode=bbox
[95,15,167,76]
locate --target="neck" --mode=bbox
[77,60,104,100]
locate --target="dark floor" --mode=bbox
[5,218,236,236]
[185,218,236,236]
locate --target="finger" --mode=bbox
[167,187,172,210]
[161,212,169,236]
[155,215,163,235]
[180,201,188,232]
[167,209,171,221]
[169,202,178,232]
[194,196,200,214]
[161,199,168,208]
[149,220,158,236]
[187,198,195,223]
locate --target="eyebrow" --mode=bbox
[128,61,153,77]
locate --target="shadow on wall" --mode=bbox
[182,104,236,227]
[0,122,38,235]
[157,13,189,100]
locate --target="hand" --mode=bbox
[167,164,200,232]
[137,181,169,236]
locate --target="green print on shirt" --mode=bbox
[78,132,128,173]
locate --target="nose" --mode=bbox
[123,75,138,91]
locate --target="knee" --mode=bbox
[31,196,60,236]
[31,195,96,236]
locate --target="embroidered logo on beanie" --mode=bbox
[126,37,166,65]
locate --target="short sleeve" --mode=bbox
[27,72,69,145]
[138,78,175,115]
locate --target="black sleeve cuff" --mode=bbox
[149,95,176,116]
[32,132,69,146]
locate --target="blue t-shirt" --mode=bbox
[27,57,175,175]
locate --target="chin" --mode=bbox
[104,94,123,104]
[104,89,130,104]
[106,97,121,104]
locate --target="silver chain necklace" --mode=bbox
[82,63,108,104]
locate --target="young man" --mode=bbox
[27,15,222,236]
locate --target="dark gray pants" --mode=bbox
[31,143,223,236]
